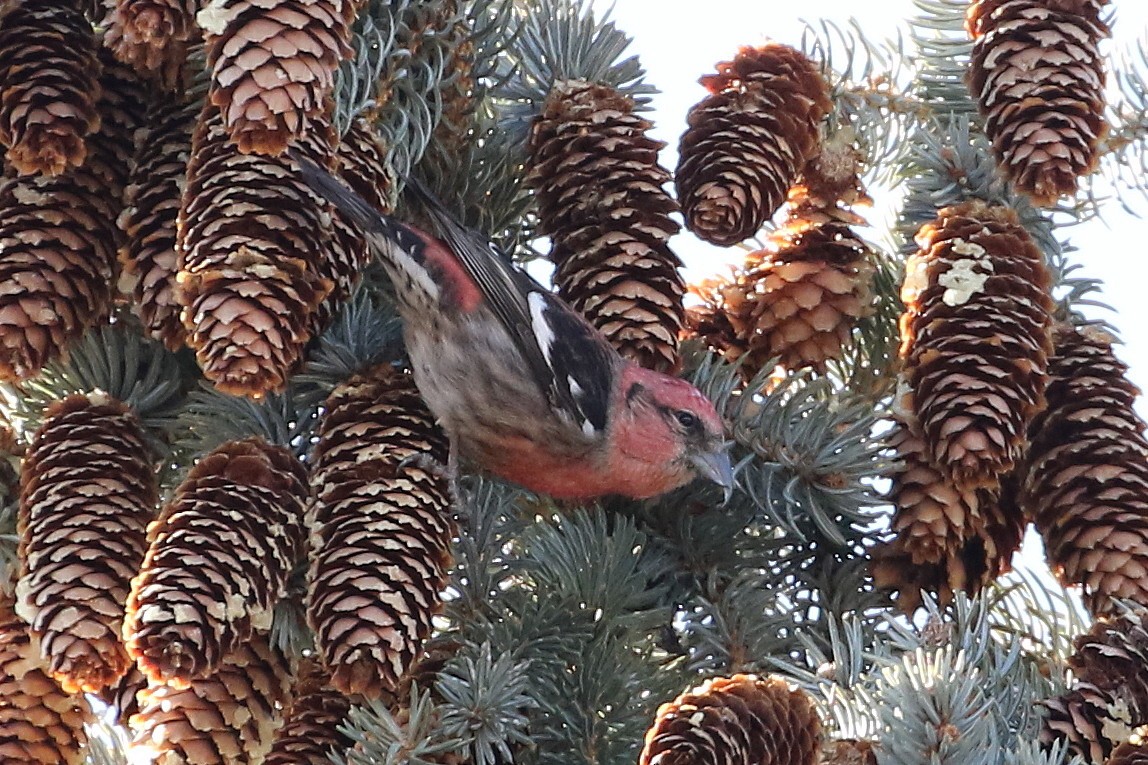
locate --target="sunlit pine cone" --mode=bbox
[124,437,308,687]
[640,674,822,765]
[1041,681,1137,765]
[128,630,292,764]
[265,657,353,765]
[900,200,1053,492]
[676,43,831,247]
[306,365,455,698]
[687,134,875,375]
[0,595,92,765]
[0,0,100,175]
[200,0,358,155]
[0,56,145,380]
[1020,324,1148,614]
[105,0,201,89]
[528,79,684,372]
[177,98,336,397]
[119,87,200,351]
[15,393,157,694]
[966,0,1110,206]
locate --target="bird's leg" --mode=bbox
[399,443,463,510]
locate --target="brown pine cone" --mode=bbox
[640,674,822,765]
[687,134,874,375]
[16,393,157,694]
[1109,741,1148,765]
[119,87,200,351]
[528,79,684,372]
[900,200,1053,492]
[306,365,455,699]
[202,0,357,155]
[264,657,353,765]
[0,57,144,380]
[124,437,308,687]
[0,595,92,765]
[128,630,293,764]
[1020,324,1148,614]
[177,97,336,396]
[676,43,831,247]
[0,0,101,175]
[1041,682,1136,765]
[871,406,1021,611]
[820,739,877,765]
[967,0,1110,206]
[1069,607,1148,720]
[104,0,201,89]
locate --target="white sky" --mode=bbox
[593,0,1148,415]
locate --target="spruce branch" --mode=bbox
[1102,33,1148,213]
[293,288,404,399]
[335,0,513,177]
[336,686,467,765]
[517,507,675,625]
[4,321,186,444]
[909,0,978,119]
[436,643,535,765]
[170,382,319,470]
[495,0,656,147]
[692,358,885,548]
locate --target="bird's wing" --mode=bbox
[402,178,617,437]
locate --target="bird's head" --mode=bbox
[607,364,734,500]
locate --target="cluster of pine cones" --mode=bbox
[0,0,1137,761]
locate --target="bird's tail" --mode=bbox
[291,151,396,237]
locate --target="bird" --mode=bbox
[296,156,733,501]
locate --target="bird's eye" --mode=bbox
[674,410,698,429]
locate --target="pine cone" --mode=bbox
[820,739,877,765]
[1041,682,1136,765]
[124,437,308,687]
[967,0,1110,206]
[105,0,200,89]
[0,595,92,765]
[15,393,157,694]
[264,657,352,765]
[306,365,455,699]
[427,0,477,155]
[202,0,357,155]
[528,79,685,372]
[1109,741,1148,765]
[640,674,822,765]
[313,117,393,330]
[676,44,831,247]
[128,630,292,764]
[177,98,336,396]
[1069,607,1148,720]
[98,662,148,726]
[871,408,1022,611]
[900,200,1053,492]
[0,58,144,380]
[1020,324,1148,614]
[0,0,101,175]
[119,87,200,351]
[687,135,874,375]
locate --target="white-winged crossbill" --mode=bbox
[298,159,733,501]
